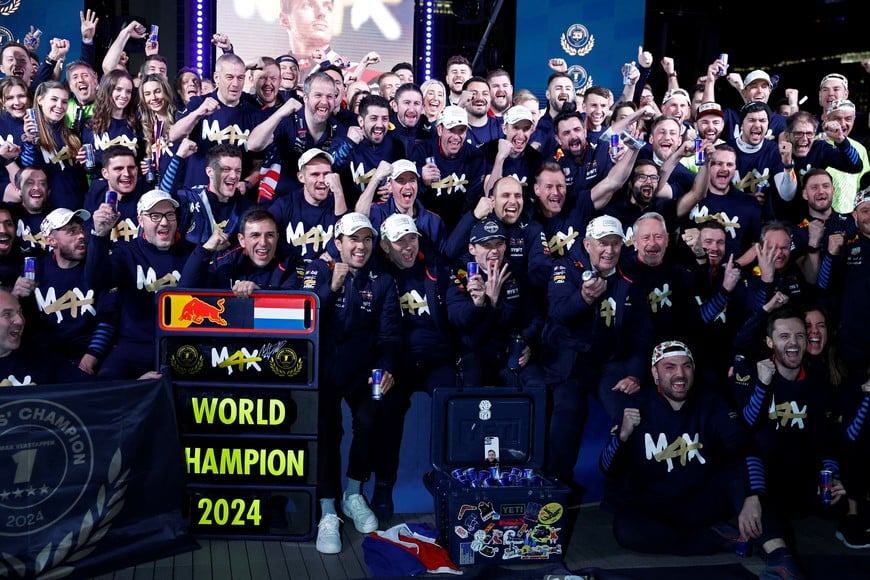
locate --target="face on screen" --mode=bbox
[279,0,335,57]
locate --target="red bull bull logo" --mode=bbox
[179,298,228,326]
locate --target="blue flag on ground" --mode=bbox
[0,378,197,579]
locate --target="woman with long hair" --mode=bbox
[175,67,202,108]
[82,69,140,168]
[138,73,177,181]
[0,76,29,199]
[21,81,86,210]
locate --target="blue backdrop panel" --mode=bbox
[514,0,645,99]
[0,0,83,63]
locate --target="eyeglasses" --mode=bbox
[143,211,177,223]
[635,174,660,183]
[791,131,815,139]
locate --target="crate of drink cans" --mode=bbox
[426,386,569,567]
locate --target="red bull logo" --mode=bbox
[179,298,228,326]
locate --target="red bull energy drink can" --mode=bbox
[24,257,36,281]
[425,156,436,166]
[610,133,620,159]
[26,108,37,135]
[819,469,833,504]
[694,138,706,166]
[718,53,729,77]
[83,144,96,171]
[735,534,751,557]
[466,261,479,278]
[371,368,384,400]
[149,25,159,46]
[105,190,118,212]
[25,29,42,50]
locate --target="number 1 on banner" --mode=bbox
[12,449,36,484]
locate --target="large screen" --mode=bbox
[216,0,415,82]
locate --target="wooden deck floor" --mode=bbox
[89,504,861,579]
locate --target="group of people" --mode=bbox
[1,8,869,578]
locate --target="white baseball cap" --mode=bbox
[437,105,469,129]
[40,208,90,238]
[137,189,179,215]
[335,212,376,237]
[380,213,419,242]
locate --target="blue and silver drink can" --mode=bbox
[819,469,833,504]
[694,138,705,166]
[425,156,436,166]
[610,133,620,158]
[522,468,535,478]
[718,53,729,76]
[105,190,118,212]
[466,261,479,278]
[25,29,42,50]
[149,25,159,45]
[451,468,466,480]
[735,535,751,557]
[622,63,632,85]
[83,144,96,171]
[24,257,36,281]
[26,108,37,135]
[371,368,384,400]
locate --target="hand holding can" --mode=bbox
[371,368,384,400]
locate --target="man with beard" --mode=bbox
[791,168,856,283]
[412,105,486,231]
[354,159,446,254]
[25,208,108,373]
[0,203,26,289]
[487,69,514,118]
[541,215,652,498]
[600,340,802,579]
[170,53,263,188]
[300,212,400,554]
[389,83,429,158]
[535,72,575,159]
[248,71,342,203]
[268,148,346,264]
[553,111,613,197]
[603,160,681,237]
[462,76,502,148]
[819,186,870,374]
[64,60,99,130]
[333,95,405,209]
[777,108,862,224]
[482,105,543,201]
[684,144,763,263]
[444,55,472,106]
[681,102,727,175]
[734,310,846,553]
[87,190,194,379]
[182,207,301,295]
[11,167,51,256]
[446,217,543,388]
[727,102,797,220]
[623,213,698,346]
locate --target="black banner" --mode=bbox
[0,378,196,579]
[182,436,317,486]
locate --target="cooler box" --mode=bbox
[428,386,569,566]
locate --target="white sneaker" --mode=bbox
[342,492,378,533]
[315,513,342,554]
